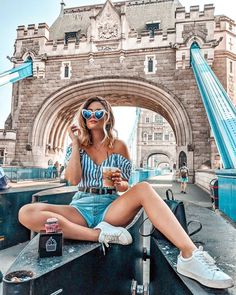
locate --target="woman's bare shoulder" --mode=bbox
[113,139,130,159]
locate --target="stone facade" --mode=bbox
[136,110,176,169]
[0,0,235,179]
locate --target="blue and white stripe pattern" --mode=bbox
[64,146,132,187]
[0,61,32,88]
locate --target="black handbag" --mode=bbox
[139,189,202,242]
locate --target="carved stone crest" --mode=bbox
[98,22,118,39]
[95,0,120,40]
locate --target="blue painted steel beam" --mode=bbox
[0,61,33,87]
[191,43,236,169]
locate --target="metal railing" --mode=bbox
[3,167,55,182]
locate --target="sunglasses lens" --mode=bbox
[95,110,105,120]
[82,109,92,120]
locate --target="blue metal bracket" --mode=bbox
[0,61,33,88]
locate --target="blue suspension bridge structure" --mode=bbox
[191,42,236,169]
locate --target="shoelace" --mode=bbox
[100,233,121,255]
[196,246,219,271]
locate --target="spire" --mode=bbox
[60,0,65,17]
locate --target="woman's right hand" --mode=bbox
[68,125,81,144]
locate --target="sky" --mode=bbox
[0,0,236,141]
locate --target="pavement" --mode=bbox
[147,173,212,207]
[147,173,236,295]
[1,173,235,294]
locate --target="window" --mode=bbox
[143,133,147,141]
[64,64,69,78]
[230,61,233,74]
[60,61,71,79]
[146,22,160,38]
[164,134,169,141]
[148,134,152,141]
[154,133,163,140]
[0,149,5,165]
[154,114,163,124]
[144,55,157,74]
[145,117,150,123]
[65,32,80,45]
[148,58,153,73]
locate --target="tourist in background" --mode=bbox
[179,162,189,194]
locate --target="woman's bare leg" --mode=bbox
[183,182,187,192]
[104,182,196,257]
[18,203,99,241]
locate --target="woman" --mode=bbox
[19,97,233,289]
[179,162,189,194]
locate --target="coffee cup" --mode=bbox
[102,167,119,187]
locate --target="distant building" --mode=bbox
[136,109,176,169]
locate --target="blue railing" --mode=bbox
[4,167,56,182]
[129,168,162,185]
[3,167,162,184]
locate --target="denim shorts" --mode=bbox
[70,191,118,228]
[179,177,189,183]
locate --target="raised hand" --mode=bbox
[68,124,81,145]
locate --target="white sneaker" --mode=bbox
[177,246,234,289]
[95,221,132,249]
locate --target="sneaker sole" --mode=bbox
[177,267,234,289]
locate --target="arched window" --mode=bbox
[148,58,153,73]
[64,64,69,78]
[179,151,187,168]
[60,61,71,79]
[143,133,147,141]
[144,55,157,74]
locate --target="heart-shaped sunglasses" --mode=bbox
[82,109,107,120]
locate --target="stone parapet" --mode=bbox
[175,4,214,21]
[16,23,49,39]
[40,29,176,56]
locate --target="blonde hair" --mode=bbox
[78,96,116,148]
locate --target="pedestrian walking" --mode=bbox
[179,162,189,194]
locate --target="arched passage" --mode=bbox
[31,76,193,165]
[142,150,174,168]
